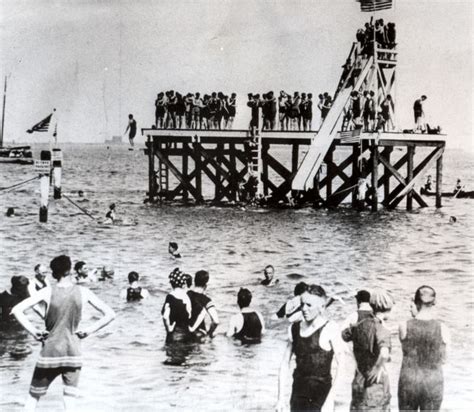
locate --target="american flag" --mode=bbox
[340,128,362,143]
[359,0,393,12]
[26,113,52,133]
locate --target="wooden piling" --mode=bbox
[406,146,415,210]
[182,143,189,201]
[436,153,443,208]
[382,146,392,204]
[147,136,155,202]
[351,143,360,207]
[371,141,378,211]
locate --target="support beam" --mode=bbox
[371,142,379,211]
[193,142,203,203]
[382,147,392,203]
[147,137,156,202]
[406,146,415,210]
[352,144,360,207]
[182,143,189,201]
[436,154,443,208]
[378,152,428,208]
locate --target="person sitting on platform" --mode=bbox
[121,271,149,302]
[227,288,265,344]
[168,242,182,259]
[260,264,279,286]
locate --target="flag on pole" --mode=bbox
[359,0,393,12]
[27,113,53,133]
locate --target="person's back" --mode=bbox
[399,285,447,411]
[187,289,210,333]
[234,311,263,343]
[126,286,143,302]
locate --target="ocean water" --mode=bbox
[0,143,473,411]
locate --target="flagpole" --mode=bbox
[0,76,6,147]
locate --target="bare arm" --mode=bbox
[322,323,345,412]
[162,302,175,333]
[75,287,115,338]
[276,341,293,412]
[11,288,50,340]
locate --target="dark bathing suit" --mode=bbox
[234,312,262,344]
[126,287,143,302]
[398,319,445,411]
[129,119,137,139]
[161,294,191,344]
[290,321,333,412]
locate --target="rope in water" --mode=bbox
[0,176,39,193]
[62,194,96,220]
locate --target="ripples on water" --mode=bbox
[1,144,473,411]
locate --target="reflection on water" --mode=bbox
[0,144,473,411]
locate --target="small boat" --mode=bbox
[420,187,474,199]
[0,76,34,165]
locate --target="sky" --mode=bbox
[0,0,472,149]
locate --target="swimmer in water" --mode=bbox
[341,289,373,336]
[424,175,433,192]
[168,242,181,259]
[28,265,51,318]
[453,179,463,193]
[260,264,278,286]
[227,288,265,344]
[12,255,115,412]
[97,266,114,281]
[105,203,116,223]
[6,207,15,217]
[74,261,97,284]
[121,271,149,302]
[449,216,457,223]
[0,276,30,322]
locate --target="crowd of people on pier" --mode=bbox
[1,251,449,412]
[154,90,237,130]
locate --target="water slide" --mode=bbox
[292,58,373,191]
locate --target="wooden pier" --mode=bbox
[142,41,447,211]
[143,129,445,210]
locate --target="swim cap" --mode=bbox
[169,268,186,288]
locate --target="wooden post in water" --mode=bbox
[262,142,269,196]
[182,143,189,202]
[147,136,155,202]
[436,153,443,208]
[229,143,237,201]
[52,148,62,199]
[326,146,333,199]
[383,146,393,204]
[352,143,360,207]
[406,146,415,210]
[38,150,51,223]
[193,141,203,203]
[371,141,378,212]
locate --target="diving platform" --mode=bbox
[143,128,446,210]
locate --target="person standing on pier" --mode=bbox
[413,95,427,133]
[124,114,137,147]
[12,255,115,412]
[398,286,449,411]
[277,284,344,412]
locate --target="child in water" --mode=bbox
[168,242,181,258]
[12,255,115,412]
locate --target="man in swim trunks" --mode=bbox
[12,255,115,411]
[277,284,345,412]
[124,114,137,147]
